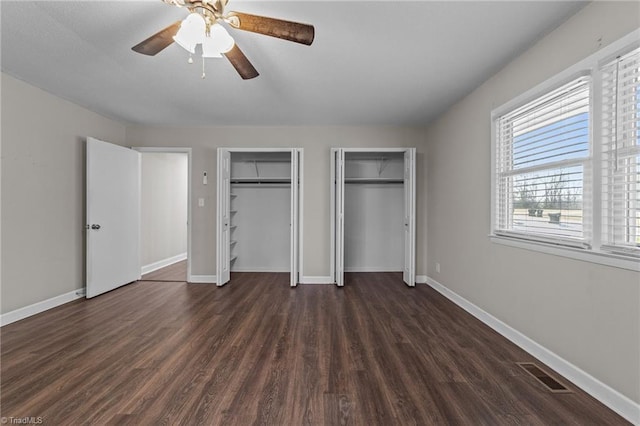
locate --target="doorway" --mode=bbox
[135,147,192,282]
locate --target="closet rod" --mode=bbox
[242,159,291,163]
[344,178,404,184]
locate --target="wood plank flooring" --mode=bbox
[140,259,187,282]
[1,272,629,425]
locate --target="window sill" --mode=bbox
[490,234,640,272]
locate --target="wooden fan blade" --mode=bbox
[227,12,314,46]
[224,44,259,80]
[132,21,181,56]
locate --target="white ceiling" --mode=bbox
[1,1,586,126]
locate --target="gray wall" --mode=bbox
[125,125,427,279]
[1,73,126,312]
[424,1,640,404]
[140,152,188,268]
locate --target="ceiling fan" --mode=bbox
[132,0,315,80]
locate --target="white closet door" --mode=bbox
[334,149,345,287]
[216,149,231,286]
[403,148,416,287]
[86,138,141,298]
[290,150,300,287]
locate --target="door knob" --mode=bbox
[91,224,101,230]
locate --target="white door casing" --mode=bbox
[86,137,141,298]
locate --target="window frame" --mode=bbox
[600,48,640,255]
[490,29,640,272]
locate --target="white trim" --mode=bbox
[133,147,193,284]
[230,267,290,273]
[1,290,84,327]
[491,235,640,271]
[344,267,403,272]
[426,276,640,425]
[188,275,216,284]
[300,274,426,285]
[297,149,305,286]
[141,252,187,275]
[300,276,334,284]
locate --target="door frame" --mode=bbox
[133,147,193,282]
[330,147,416,286]
[216,147,304,287]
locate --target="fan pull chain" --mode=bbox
[202,57,206,79]
[188,54,193,64]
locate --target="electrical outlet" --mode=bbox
[436,263,441,273]
[198,198,205,207]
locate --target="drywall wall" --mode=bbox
[424,1,640,405]
[231,185,291,272]
[1,72,126,313]
[140,152,188,268]
[125,126,427,279]
[344,183,404,271]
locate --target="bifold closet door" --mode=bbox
[86,137,141,298]
[333,149,345,287]
[216,149,231,286]
[403,149,416,287]
[290,150,300,287]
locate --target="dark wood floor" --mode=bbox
[1,272,628,425]
[140,259,187,282]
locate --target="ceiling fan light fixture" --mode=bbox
[202,24,235,58]
[173,13,205,54]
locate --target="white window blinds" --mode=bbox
[601,47,640,256]
[495,76,591,248]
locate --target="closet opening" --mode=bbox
[331,148,415,287]
[217,148,302,287]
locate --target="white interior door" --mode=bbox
[86,137,141,298]
[290,150,300,287]
[334,149,345,287]
[216,149,231,286]
[403,148,416,287]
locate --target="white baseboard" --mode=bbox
[188,275,216,284]
[344,267,402,272]
[300,276,334,284]
[141,252,187,275]
[1,289,84,327]
[230,267,289,273]
[426,276,640,425]
[298,275,425,285]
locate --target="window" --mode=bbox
[491,31,640,268]
[601,47,640,256]
[495,77,591,248]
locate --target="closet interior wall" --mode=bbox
[344,152,404,272]
[230,152,291,272]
